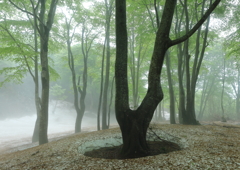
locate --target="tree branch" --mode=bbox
[46,0,58,30]
[154,0,160,28]
[170,0,221,46]
[0,25,35,79]
[8,0,34,16]
[144,2,157,33]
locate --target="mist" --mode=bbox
[0,75,118,152]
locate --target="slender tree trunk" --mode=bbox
[39,33,50,144]
[100,0,113,130]
[72,73,81,133]
[198,77,207,120]
[221,57,226,122]
[97,38,106,130]
[165,51,176,124]
[181,0,194,125]
[236,67,240,119]
[38,1,49,145]
[38,0,58,145]
[189,0,211,124]
[181,0,211,125]
[102,11,111,129]
[32,11,41,143]
[107,76,115,127]
[66,23,82,133]
[177,43,186,124]
[75,25,89,132]
[75,74,86,132]
[174,0,185,124]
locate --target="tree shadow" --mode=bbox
[84,139,181,159]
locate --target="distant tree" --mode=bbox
[165,51,176,124]
[224,1,240,119]
[172,0,214,125]
[115,0,221,158]
[63,3,98,133]
[97,0,114,130]
[220,56,227,122]
[3,0,58,144]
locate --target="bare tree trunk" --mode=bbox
[115,0,220,159]
[178,0,211,125]
[32,10,41,143]
[38,0,58,145]
[107,76,115,127]
[165,51,176,124]
[75,25,89,133]
[221,57,226,122]
[102,1,112,129]
[236,67,240,119]
[97,38,106,130]
[177,43,186,124]
[64,17,82,133]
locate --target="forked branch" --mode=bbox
[170,0,221,46]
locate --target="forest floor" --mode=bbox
[0,121,240,169]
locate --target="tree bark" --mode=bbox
[64,17,82,133]
[177,0,213,125]
[102,0,113,129]
[221,57,226,122]
[32,15,41,143]
[177,43,186,124]
[75,25,89,133]
[38,0,58,145]
[115,0,175,158]
[115,0,221,158]
[237,67,240,119]
[97,38,106,130]
[165,51,176,124]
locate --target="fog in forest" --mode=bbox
[1,0,240,162]
[0,74,118,148]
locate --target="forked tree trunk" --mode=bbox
[118,110,151,158]
[115,0,221,158]
[64,15,83,133]
[115,0,173,158]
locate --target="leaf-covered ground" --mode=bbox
[0,122,240,169]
